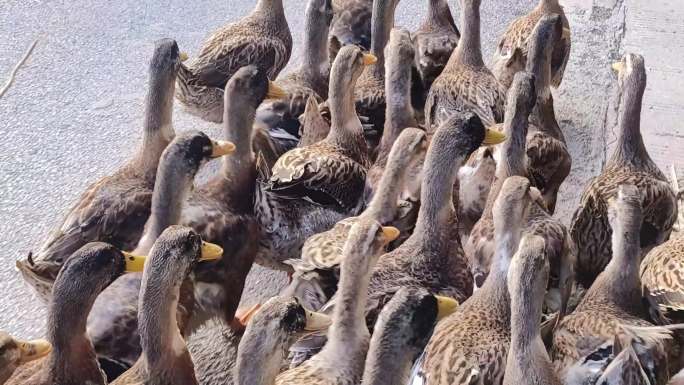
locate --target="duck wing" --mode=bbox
[267,143,367,211]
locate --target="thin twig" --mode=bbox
[0,39,38,99]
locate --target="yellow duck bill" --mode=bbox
[211,140,236,157]
[435,295,459,321]
[121,251,147,273]
[482,128,507,146]
[200,241,224,261]
[18,338,52,364]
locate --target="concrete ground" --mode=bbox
[0,0,681,338]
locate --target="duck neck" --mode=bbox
[325,259,372,360]
[536,0,560,12]
[601,206,643,303]
[299,3,330,88]
[46,275,104,382]
[426,0,458,30]
[221,100,256,186]
[327,75,365,151]
[136,76,176,178]
[364,150,413,223]
[363,341,417,385]
[235,325,290,385]
[378,57,416,160]
[135,164,193,254]
[369,0,398,78]
[608,79,653,170]
[509,281,544,351]
[527,36,564,141]
[138,262,189,375]
[451,0,483,67]
[414,140,467,242]
[255,0,285,20]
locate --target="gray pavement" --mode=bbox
[0,0,681,338]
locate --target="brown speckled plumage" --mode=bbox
[412,0,460,94]
[553,185,669,384]
[641,236,684,317]
[492,0,570,89]
[276,220,393,385]
[256,0,333,138]
[367,114,488,328]
[412,176,537,385]
[255,46,371,270]
[570,54,677,288]
[353,0,401,136]
[176,0,292,123]
[424,0,505,132]
[16,39,181,305]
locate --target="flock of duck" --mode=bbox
[2,0,683,384]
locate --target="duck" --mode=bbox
[570,53,678,288]
[466,72,538,288]
[255,45,375,271]
[255,0,334,141]
[503,234,562,385]
[467,72,574,320]
[274,220,399,385]
[492,0,571,90]
[85,130,235,369]
[234,296,332,385]
[353,0,401,141]
[110,226,223,385]
[409,176,538,385]
[366,113,506,327]
[328,0,373,62]
[552,185,670,384]
[362,288,459,385]
[523,14,571,213]
[424,0,505,132]
[16,38,181,303]
[411,0,460,109]
[6,242,147,385]
[365,27,421,201]
[297,96,331,147]
[175,0,292,123]
[641,236,684,323]
[0,332,51,383]
[286,127,427,310]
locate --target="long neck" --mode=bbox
[135,77,175,175]
[363,342,417,385]
[369,0,397,77]
[364,152,412,222]
[526,29,564,141]
[255,0,285,20]
[608,80,653,170]
[46,278,103,382]
[600,208,643,302]
[136,170,192,254]
[536,0,560,12]
[221,100,256,186]
[327,73,364,149]
[235,328,289,385]
[489,230,519,280]
[325,258,372,359]
[414,140,466,239]
[510,282,544,350]
[378,57,416,160]
[138,265,187,373]
[426,0,458,30]
[299,4,329,85]
[452,0,483,67]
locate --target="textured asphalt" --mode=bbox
[1,0,669,338]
